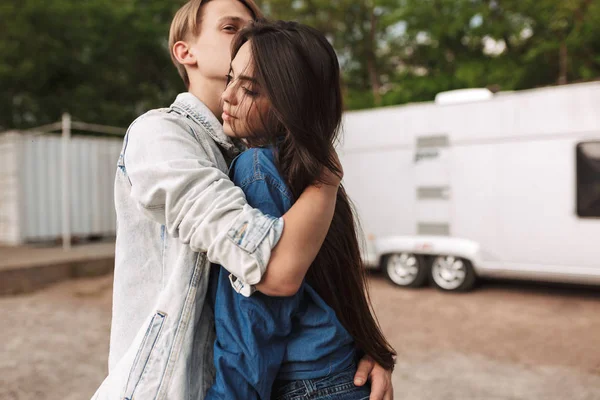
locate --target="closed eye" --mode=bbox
[223,25,238,33]
[243,87,258,97]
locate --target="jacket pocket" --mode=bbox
[123,311,166,400]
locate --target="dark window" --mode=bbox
[576,141,600,218]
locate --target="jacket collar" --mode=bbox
[172,92,241,157]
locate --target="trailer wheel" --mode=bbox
[381,253,428,288]
[430,255,476,292]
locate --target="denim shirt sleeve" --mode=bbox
[231,148,293,219]
[225,148,293,295]
[240,178,287,218]
[121,112,284,292]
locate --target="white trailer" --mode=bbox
[340,82,600,291]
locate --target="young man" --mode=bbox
[92,1,393,399]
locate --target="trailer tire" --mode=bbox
[381,253,428,288]
[429,255,476,292]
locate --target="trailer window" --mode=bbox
[576,141,600,218]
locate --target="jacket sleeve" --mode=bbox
[122,112,283,290]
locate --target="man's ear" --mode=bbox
[173,41,197,66]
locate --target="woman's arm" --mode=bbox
[257,182,337,296]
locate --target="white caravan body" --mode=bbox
[340,82,600,288]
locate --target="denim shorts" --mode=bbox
[271,365,371,400]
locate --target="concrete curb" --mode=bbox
[0,257,114,296]
[0,243,115,296]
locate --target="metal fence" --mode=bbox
[0,114,125,249]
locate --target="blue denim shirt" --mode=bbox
[206,147,355,400]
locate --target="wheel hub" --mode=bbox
[387,253,419,286]
[432,256,466,290]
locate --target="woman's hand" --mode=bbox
[354,355,393,400]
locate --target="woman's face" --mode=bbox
[221,41,270,139]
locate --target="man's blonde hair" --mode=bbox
[169,0,263,88]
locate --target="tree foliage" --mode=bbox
[0,0,184,130]
[0,0,598,130]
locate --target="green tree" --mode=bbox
[0,0,185,131]
[384,0,600,104]
[261,0,402,109]
[1,0,599,129]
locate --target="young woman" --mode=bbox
[206,20,396,400]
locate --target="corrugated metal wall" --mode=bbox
[0,131,123,245]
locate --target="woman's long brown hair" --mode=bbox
[230,20,396,370]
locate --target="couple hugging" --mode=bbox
[93,1,396,399]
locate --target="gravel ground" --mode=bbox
[1,273,600,400]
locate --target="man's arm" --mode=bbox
[123,113,338,295]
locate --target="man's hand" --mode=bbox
[354,355,393,400]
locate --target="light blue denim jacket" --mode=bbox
[91,93,284,400]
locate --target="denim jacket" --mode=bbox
[91,93,284,400]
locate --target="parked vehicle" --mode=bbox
[340,82,600,291]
